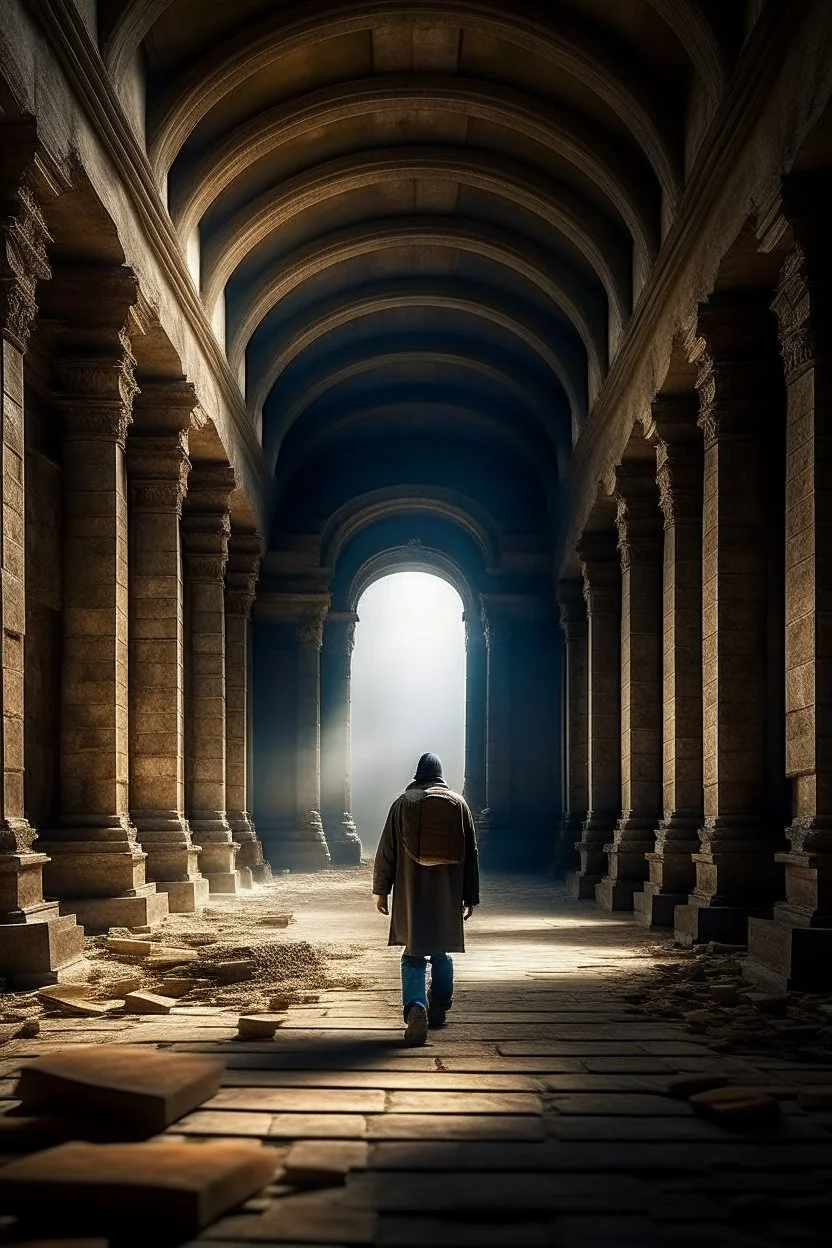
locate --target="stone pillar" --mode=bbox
[568,533,620,899]
[746,193,832,988]
[636,400,704,928]
[0,156,85,982]
[597,463,663,911]
[557,580,588,874]
[182,466,239,893]
[291,607,331,870]
[225,530,271,884]
[675,299,784,946]
[463,611,487,818]
[477,608,513,868]
[320,611,362,866]
[38,268,168,931]
[126,383,208,913]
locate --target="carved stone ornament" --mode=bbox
[58,329,139,445]
[771,244,818,384]
[296,613,326,650]
[184,554,227,583]
[482,617,511,649]
[225,588,256,618]
[0,180,51,352]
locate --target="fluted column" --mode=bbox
[0,155,85,981]
[568,533,620,899]
[557,580,588,874]
[38,267,167,931]
[675,299,784,946]
[126,382,208,913]
[320,612,361,866]
[747,187,832,988]
[225,530,270,885]
[463,611,487,819]
[597,463,663,911]
[182,466,239,893]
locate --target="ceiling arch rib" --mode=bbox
[170,76,658,268]
[267,347,562,462]
[201,148,630,347]
[147,2,682,208]
[101,0,172,83]
[227,218,604,400]
[347,545,477,616]
[249,286,583,430]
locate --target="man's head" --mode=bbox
[414,752,443,783]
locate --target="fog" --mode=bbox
[350,572,466,852]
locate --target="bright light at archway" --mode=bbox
[350,571,466,851]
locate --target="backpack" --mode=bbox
[401,786,466,867]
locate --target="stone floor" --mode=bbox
[3,869,832,1246]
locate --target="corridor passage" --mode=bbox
[4,870,832,1246]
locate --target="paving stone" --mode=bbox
[200,1189,377,1244]
[667,1074,730,1099]
[375,1215,550,1247]
[220,1069,542,1091]
[124,991,177,1015]
[689,1087,782,1125]
[352,1171,649,1214]
[548,1093,692,1116]
[283,1139,368,1187]
[0,1140,277,1239]
[366,1114,546,1141]
[209,1088,386,1114]
[386,1091,542,1115]
[16,1045,223,1133]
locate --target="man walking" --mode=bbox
[373,752,480,1046]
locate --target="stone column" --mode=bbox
[320,611,362,865]
[557,580,588,874]
[477,607,513,868]
[126,382,208,913]
[746,194,832,988]
[0,158,85,982]
[291,607,331,869]
[182,466,239,893]
[568,533,620,899]
[675,299,784,946]
[463,611,487,818]
[225,530,271,884]
[38,268,168,931]
[597,463,663,911]
[636,400,704,928]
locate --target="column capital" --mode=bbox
[611,462,662,571]
[577,531,619,616]
[325,611,359,656]
[655,441,703,529]
[225,529,263,619]
[687,295,780,446]
[182,464,235,580]
[127,431,191,514]
[131,378,199,433]
[0,174,51,352]
[556,579,587,640]
[296,607,328,652]
[771,239,832,385]
[462,611,485,652]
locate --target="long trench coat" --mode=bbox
[372,779,480,956]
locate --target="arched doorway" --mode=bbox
[350,571,466,852]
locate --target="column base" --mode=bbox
[556,815,583,874]
[595,878,643,911]
[155,877,211,913]
[0,914,88,989]
[633,886,689,929]
[39,839,149,898]
[197,841,241,893]
[566,870,603,900]
[58,884,170,934]
[325,816,363,866]
[260,813,331,872]
[673,899,770,947]
[743,917,832,992]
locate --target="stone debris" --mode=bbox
[745,992,788,1016]
[237,1015,283,1039]
[124,991,176,1015]
[103,938,154,957]
[689,1086,782,1125]
[259,914,295,927]
[36,984,91,1004]
[15,1045,223,1134]
[282,1139,368,1189]
[0,1140,277,1239]
[268,994,291,1012]
[708,983,739,1006]
[158,977,198,997]
[144,948,200,969]
[212,960,254,983]
[108,978,142,997]
[666,1073,729,1099]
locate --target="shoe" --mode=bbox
[427,991,450,1029]
[404,1003,428,1046]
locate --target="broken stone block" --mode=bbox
[259,914,295,927]
[15,1045,223,1134]
[41,998,114,1019]
[666,1073,730,1100]
[158,978,198,998]
[237,1016,282,1039]
[283,1140,368,1189]
[104,938,154,957]
[746,992,788,1016]
[124,991,177,1015]
[689,1086,781,1125]
[144,948,199,969]
[0,1140,277,1239]
[36,984,91,1005]
[268,994,291,1012]
[109,978,142,997]
[709,984,740,1006]
[131,925,152,934]
[213,961,253,983]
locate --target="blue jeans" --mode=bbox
[401,952,453,1016]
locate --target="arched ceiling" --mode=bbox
[96,0,742,546]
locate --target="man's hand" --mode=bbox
[374,894,389,915]
[463,904,475,921]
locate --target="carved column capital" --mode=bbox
[655,443,704,529]
[127,431,191,514]
[462,611,485,652]
[611,463,662,571]
[557,579,587,640]
[0,177,51,352]
[482,615,512,650]
[689,296,780,447]
[296,609,327,651]
[771,242,832,385]
[182,464,235,581]
[225,530,262,619]
[577,532,619,616]
[325,612,359,657]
